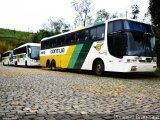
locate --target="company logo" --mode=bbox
[50,48,65,54]
[94,44,103,51]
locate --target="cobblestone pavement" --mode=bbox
[0,63,160,120]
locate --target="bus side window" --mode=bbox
[76,32,81,42]
[50,38,56,48]
[41,41,44,50]
[70,33,76,43]
[66,33,75,45]
[66,35,71,44]
[57,37,61,46]
[60,36,65,45]
[97,25,105,40]
[108,22,113,34]
[82,30,89,41]
[45,40,50,49]
[89,27,97,41]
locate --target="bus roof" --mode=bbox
[3,50,13,54]
[41,18,151,42]
[13,43,40,51]
[107,18,151,25]
[41,22,105,42]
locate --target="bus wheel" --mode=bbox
[25,61,28,68]
[15,62,17,66]
[50,60,56,70]
[2,62,4,66]
[94,60,104,76]
[46,60,50,68]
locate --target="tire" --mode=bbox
[15,62,17,66]
[46,60,50,68]
[2,62,4,66]
[50,60,56,70]
[94,60,104,76]
[25,61,28,68]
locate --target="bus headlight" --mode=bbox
[127,59,137,63]
[131,66,137,71]
[153,57,157,62]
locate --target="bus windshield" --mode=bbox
[107,20,156,58]
[124,20,156,57]
[30,46,40,60]
[126,32,156,56]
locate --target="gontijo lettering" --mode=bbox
[50,48,65,54]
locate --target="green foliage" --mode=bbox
[0,41,14,54]
[153,27,160,66]
[149,0,160,28]
[0,28,34,53]
[32,29,60,43]
[95,9,109,24]
[131,4,140,19]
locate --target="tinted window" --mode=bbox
[108,33,127,58]
[108,20,122,34]
[44,40,49,49]
[97,25,105,40]
[124,20,153,33]
[76,30,89,42]
[114,20,122,32]
[41,41,44,50]
[90,28,97,40]
[14,47,27,55]
[50,38,57,48]
[108,22,113,34]
[2,52,10,57]
[66,33,75,44]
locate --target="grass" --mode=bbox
[0,28,34,53]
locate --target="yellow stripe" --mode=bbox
[40,45,76,68]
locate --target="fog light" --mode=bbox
[153,57,157,62]
[131,66,137,71]
[153,66,157,68]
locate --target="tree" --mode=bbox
[131,4,140,19]
[110,12,118,19]
[32,30,55,43]
[149,0,160,28]
[42,18,70,33]
[95,9,109,23]
[71,0,93,27]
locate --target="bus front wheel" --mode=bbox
[15,62,17,66]
[25,61,28,68]
[94,60,104,76]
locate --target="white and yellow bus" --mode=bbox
[40,18,157,75]
[13,43,40,67]
[2,51,14,66]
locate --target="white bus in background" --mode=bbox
[40,18,157,75]
[2,51,14,66]
[13,43,40,67]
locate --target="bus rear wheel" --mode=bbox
[94,60,104,76]
[50,60,56,70]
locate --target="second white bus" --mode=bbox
[2,51,14,66]
[13,43,40,67]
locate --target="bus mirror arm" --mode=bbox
[28,48,32,58]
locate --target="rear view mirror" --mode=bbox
[29,48,32,54]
